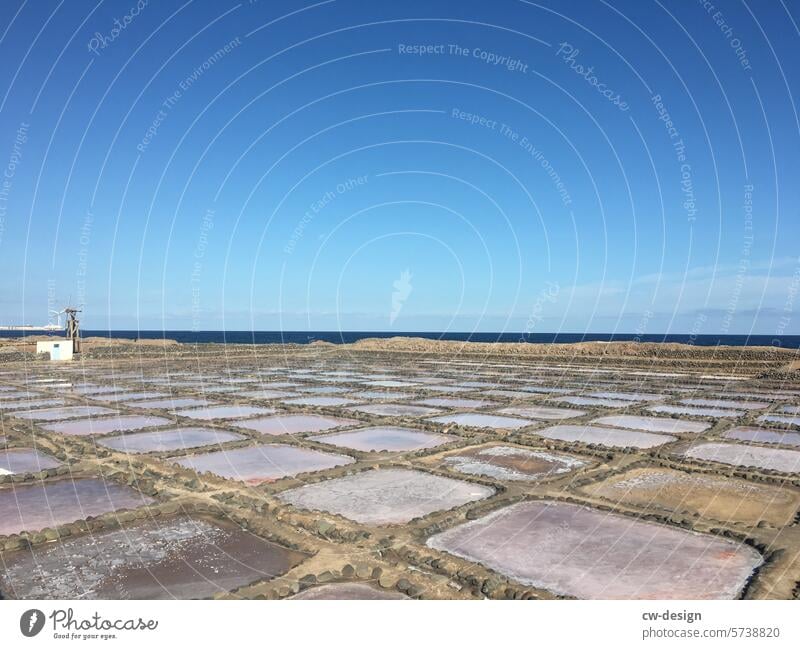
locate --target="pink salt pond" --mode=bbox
[683,442,800,473]
[91,391,169,402]
[0,516,306,599]
[427,500,762,599]
[428,413,534,430]
[12,406,117,421]
[553,396,634,408]
[723,426,800,447]
[309,426,455,452]
[649,405,744,418]
[129,398,212,410]
[587,391,663,402]
[0,448,60,475]
[70,385,121,395]
[278,468,494,525]
[0,398,65,411]
[0,478,153,536]
[174,405,274,420]
[296,386,350,394]
[413,397,493,409]
[591,415,710,434]
[282,396,359,407]
[484,389,535,399]
[237,389,297,400]
[363,380,419,388]
[420,385,472,393]
[235,414,359,436]
[43,414,172,436]
[99,427,245,453]
[347,403,443,417]
[498,405,584,420]
[0,391,43,400]
[173,444,354,484]
[443,445,588,481]
[680,398,769,410]
[349,391,414,400]
[533,424,676,449]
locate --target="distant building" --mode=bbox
[36,339,74,361]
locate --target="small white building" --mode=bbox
[36,339,74,361]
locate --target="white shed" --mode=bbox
[36,339,74,361]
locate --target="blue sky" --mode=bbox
[0,0,798,335]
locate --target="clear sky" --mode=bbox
[0,0,798,335]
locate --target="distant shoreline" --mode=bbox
[2,329,799,349]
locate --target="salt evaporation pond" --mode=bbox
[258,382,299,389]
[200,385,241,393]
[0,448,60,474]
[414,397,493,408]
[428,413,533,430]
[235,414,359,436]
[680,398,769,410]
[70,385,121,395]
[237,389,297,400]
[173,405,274,420]
[581,467,800,527]
[278,468,494,525]
[350,391,414,400]
[0,391,44,400]
[498,405,584,420]
[553,396,634,408]
[648,405,744,418]
[282,396,359,407]
[0,478,153,536]
[420,385,472,393]
[683,442,800,473]
[591,415,710,434]
[533,424,676,449]
[456,381,500,389]
[364,380,419,388]
[42,415,171,436]
[91,391,168,402]
[519,386,573,394]
[173,444,354,484]
[99,427,245,453]
[723,426,800,447]
[309,426,455,452]
[347,403,444,417]
[0,398,65,411]
[484,389,535,399]
[443,445,588,481]
[427,500,762,599]
[296,386,350,394]
[0,516,306,599]
[11,406,117,421]
[290,583,408,600]
[129,397,212,410]
[779,405,800,415]
[587,391,664,402]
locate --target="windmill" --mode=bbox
[48,308,65,330]
[64,307,81,354]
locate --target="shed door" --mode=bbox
[51,343,61,360]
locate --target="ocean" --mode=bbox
[3,330,799,349]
